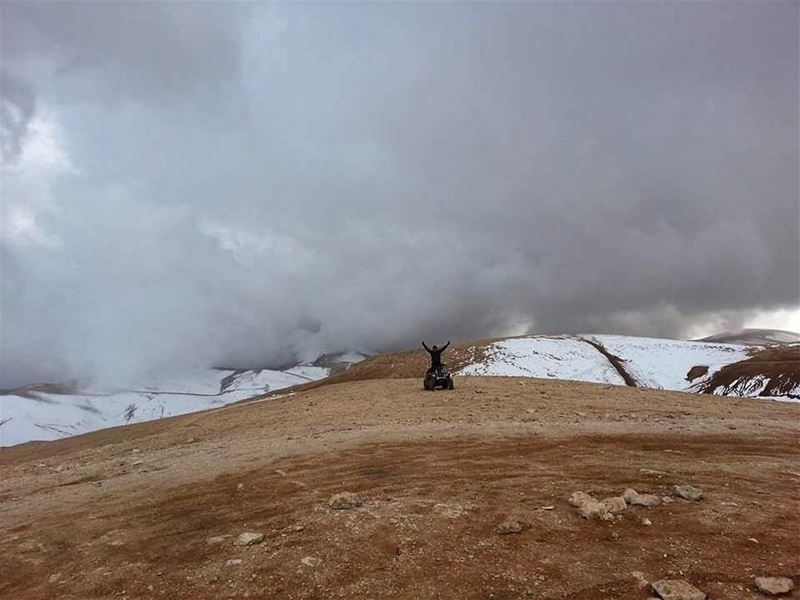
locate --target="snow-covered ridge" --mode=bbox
[0,354,366,447]
[458,334,798,401]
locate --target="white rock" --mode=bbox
[754,576,794,596]
[631,571,649,588]
[496,520,523,534]
[225,559,243,566]
[301,556,322,567]
[570,491,625,520]
[672,485,703,501]
[642,518,652,526]
[233,532,264,546]
[651,579,706,600]
[623,488,662,507]
[206,535,228,545]
[328,492,364,510]
[569,491,596,507]
[601,496,627,514]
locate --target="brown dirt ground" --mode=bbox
[1,376,799,600]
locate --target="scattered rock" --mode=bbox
[206,535,228,545]
[662,496,673,504]
[48,573,62,584]
[301,556,322,568]
[651,579,706,600]
[328,492,364,510]
[748,538,759,544]
[540,505,554,511]
[631,571,649,588]
[568,491,595,507]
[601,496,627,514]
[640,468,669,475]
[641,518,652,526]
[673,485,703,501]
[236,483,244,491]
[496,520,523,534]
[434,503,465,519]
[754,577,794,596]
[623,488,662,507]
[225,559,243,566]
[569,491,625,520]
[233,532,264,547]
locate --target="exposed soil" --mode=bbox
[695,346,800,398]
[686,366,710,383]
[1,376,798,600]
[581,337,638,387]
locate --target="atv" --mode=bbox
[423,365,454,391]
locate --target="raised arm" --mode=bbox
[441,341,450,351]
[422,341,431,352]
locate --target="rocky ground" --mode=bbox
[1,376,798,599]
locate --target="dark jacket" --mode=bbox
[422,341,450,369]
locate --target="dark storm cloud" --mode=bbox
[1,1,797,387]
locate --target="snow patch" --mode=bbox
[459,336,626,385]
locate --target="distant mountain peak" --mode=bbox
[698,328,800,346]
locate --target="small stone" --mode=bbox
[237,483,244,491]
[540,505,554,510]
[570,491,625,520]
[233,532,264,546]
[48,573,62,584]
[651,579,706,600]
[642,518,652,526]
[600,496,627,514]
[225,559,243,566]
[434,503,465,519]
[569,491,596,507]
[623,488,662,507]
[662,496,673,504]
[496,520,523,534]
[631,571,649,588]
[301,556,321,567]
[328,492,364,510]
[131,460,143,467]
[673,485,703,501]
[754,577,794,596]
[748,538,759,544]
[206,535,228,545]
[576,499,609,519]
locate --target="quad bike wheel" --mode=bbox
[423,373,435,391]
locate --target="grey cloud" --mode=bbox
[0,71,36,162]
[0,1,797,388]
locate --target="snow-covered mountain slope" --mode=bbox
[587,334,751,391]
[456,335,798,401]
[459,336,626,384]
[688,345,800,398]
[0,353,366,447]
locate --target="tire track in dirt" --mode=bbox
[580,336,639,387]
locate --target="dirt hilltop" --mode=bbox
[1,375,799,599]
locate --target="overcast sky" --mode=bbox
[1,1,798,388]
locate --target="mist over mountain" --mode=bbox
[1,2,798,388]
